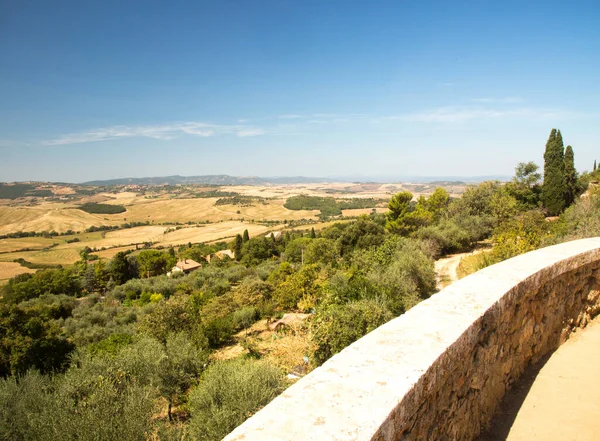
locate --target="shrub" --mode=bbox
[311,299,393,365]
[188,358,285,441]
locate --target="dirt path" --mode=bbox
[480,316,600,441]
[434,248,485,289]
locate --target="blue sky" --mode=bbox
[1,0,599,182]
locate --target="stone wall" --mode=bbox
[224,238,600,441]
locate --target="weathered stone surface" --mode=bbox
[223,238,600,441]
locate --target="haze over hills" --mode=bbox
[80,174,511,186]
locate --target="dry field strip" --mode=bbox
[0,262,36,282]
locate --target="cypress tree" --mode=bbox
[542,128,567,216]
[242,229,250,242]
[310,227,316,239]
[564,145,577,207]
[594,160,597,172]
[234,234,243,260]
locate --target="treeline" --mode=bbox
[0,183,52,199]
[284,195,385,218]
[78,202,127,214]
[215,195,265,206]
[194,190,239,198]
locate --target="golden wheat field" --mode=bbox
[0,248,81,266]
[0,237,60,253]
[158,222,279,246]
[0,262,36,281]
[0,195,318,234]
[0,205,113,235]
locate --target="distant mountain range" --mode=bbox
[81,175,337,186]
[81,174,511,186]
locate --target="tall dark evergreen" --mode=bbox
[542,128,567,216]
[242,229,250,242]
[594,160,597,172]
[234,234,243,260]
[564,145,577,207]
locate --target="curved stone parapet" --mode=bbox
[224,238,600,441]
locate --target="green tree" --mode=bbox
[109,251,133,285]
[311,299,393,365]
[305,238,339,266]
[491,210,549,261]
[450,181,501,218]
[425,187,450,221]
[386,191,413,233]
[506,161,542,209]
[233,234,243,261]
[564,145,577,207]
[242,229,250,242]
[137,294,200,343]
[284,237,311,263]
[0,302,75,376]
[240,237,278,265]
[489,189,518,222]
[2,268,81,304]
[158,333,207,421]
[542,128,567,215]
[310,227,316,239]
[594,160,597,172]
[337,216,385,255]
[273,264,324,310]
[137,250,176,278]
[188,358,285,441]
[94,259,110,293]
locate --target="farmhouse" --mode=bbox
[171,258,202,274]
[264,231,282,239]
[206,249,235,263]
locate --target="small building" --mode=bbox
[171,258,202,274]
[264,231,282,239]
[206,249,235,263]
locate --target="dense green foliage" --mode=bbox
[386,188,450,235]
[188,358,285,441]
[0,298,75,377]
[3,269,81,304]
[505,161,542,209]
[78,203,127,214]
[311,299,393,365]
[0,183,43,199]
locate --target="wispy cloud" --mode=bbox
[42,105,592,146]
[43,121,268,146]
[471,97,525,104]
[237,128,266,137]
[385,106,578,123]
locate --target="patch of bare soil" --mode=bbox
[211,316,312,374]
